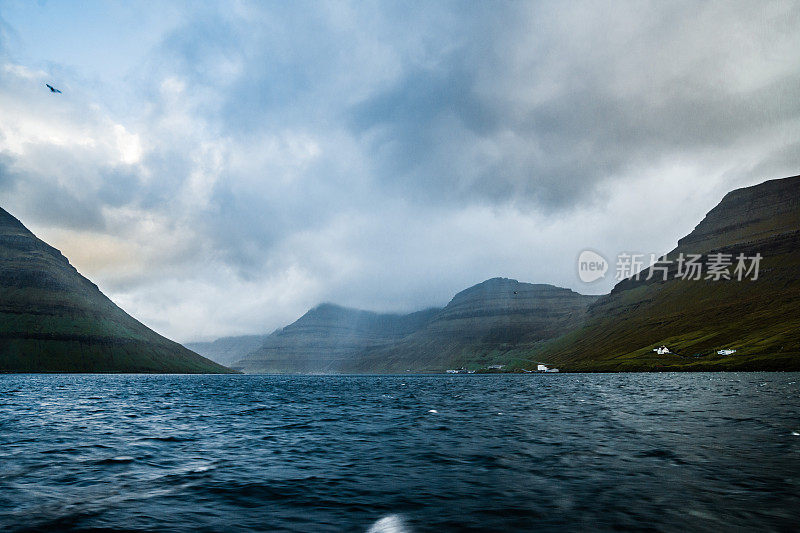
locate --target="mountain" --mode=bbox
[0,207,233,373]
[185,334,269,367]
[342,278,599,372]
[524,174,800,371]
[233,304,441,373]
[234,279,598,373]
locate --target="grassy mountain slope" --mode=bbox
[343,278,599,372]
[520,175,800,371]
[0,207,234,373]
[234,279,598,374]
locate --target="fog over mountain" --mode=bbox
[0,1,798,342]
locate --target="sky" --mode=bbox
[0,0,798,342]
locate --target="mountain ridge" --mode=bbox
[233,303,442,373]
[340,278,599,372]
[230,278,598,373]
[523,174,800,371]
[0,207,234,373]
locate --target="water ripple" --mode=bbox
[0,373,798,531]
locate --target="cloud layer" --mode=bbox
[1,1,798,341]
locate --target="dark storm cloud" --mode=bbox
[0,158,106,231]
[95,167,146,208]
[147,0,800,224]
[348,1,800,208]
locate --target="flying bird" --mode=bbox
[46,84,62,94]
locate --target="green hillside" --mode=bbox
[344,279,598,373]
[230,279,598,374]
[518,175,800,371]
[0,207,234,373]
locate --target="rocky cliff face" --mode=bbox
[426,278,597,342]
[343,279,599,372]
[0,207,233,373]
[677,175,800,252]
[233,304,441,373]
[232,278,598,373]
[535,175,800,371]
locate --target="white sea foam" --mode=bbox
[367,514,410,533]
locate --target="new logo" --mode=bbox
[577,250,608,283]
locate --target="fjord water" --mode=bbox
[1,374,798,532]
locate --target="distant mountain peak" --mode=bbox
[233,274,597,373]
[449,278,585,305]
[309,302,360,314]
[312,302,344,310]
[677,174,800,251]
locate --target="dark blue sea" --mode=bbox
[1,373,798,532]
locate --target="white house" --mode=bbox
[653,345,671,355]
[717,349,737,356]
[537,364,549,371]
